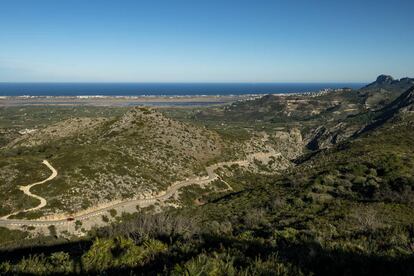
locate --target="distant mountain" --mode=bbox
[363,74,395,88]
[307,84,414,150]
[2,76,414,276]
[195,89,364,127]
[362,74,414,90]
[192,75,413,151]
[360,75,414,110]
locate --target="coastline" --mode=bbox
[0,86,355,107]
[0,94,265,107]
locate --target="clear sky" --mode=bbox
[0,0,413,82]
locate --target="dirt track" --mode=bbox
[0,152,279,227]
[1,160,57,220]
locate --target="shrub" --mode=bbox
[48,225,57,237]
[109,209,117,217]
[102,215,109,223]
[81,237,167,272]
[243,255,305,276]
[172,253,236,276]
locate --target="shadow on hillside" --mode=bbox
[1,232,414,275]
[0,239,92,264]
[199,233,414,276]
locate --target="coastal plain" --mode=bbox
[0,75,414,275]
[0,94,258,107]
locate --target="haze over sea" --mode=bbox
[0,83,365,97]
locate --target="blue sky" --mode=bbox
[0,0,413,82]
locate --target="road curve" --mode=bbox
[1,160,58,220]
[0,152,275,227]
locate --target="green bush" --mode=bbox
[81,237,167,272]
[172,253,237,276]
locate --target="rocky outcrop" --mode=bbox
[272,128,304,159]
[382,85,414,113]
[307,85,414,150]
[362,74,414,91]
[306,123,361,150]
[375,74,394,85]
[359,75,414,110]
[363,74,396,89]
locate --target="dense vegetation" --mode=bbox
[0,107,226,217]
[0,77,413,275]
[1,112,413,275]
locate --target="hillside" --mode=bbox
[191,75,411,137]
[193,74,412,151]
[195,89,363,127]
[0,107,223,217]
[360,75,414,110]
[0,78,414,275]
[307,84,414,150]
[361,74,414,92]
[0,107,302,219]
[0,76,413,275]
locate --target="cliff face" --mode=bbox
[362,74,414,90]
[306,84,414,150]
[360,75,414,110]
[306,123,360,151]
[382,85,414,113]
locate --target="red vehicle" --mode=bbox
[66,217,75,221]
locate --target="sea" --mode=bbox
[0,83,365,97]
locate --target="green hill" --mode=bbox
[0,76,413,275]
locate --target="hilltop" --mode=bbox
[0,106,302,219]
[192,74,413,150]
[362,74,414,91]
[0,107,223,217]
[360,75,414,110]
[0,76,413,275]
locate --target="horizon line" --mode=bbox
[0,81,368,84]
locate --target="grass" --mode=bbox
[0,106,229,217]
[1,88,413,274]
[0,106,127,129]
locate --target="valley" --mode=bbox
[0,75,413,275]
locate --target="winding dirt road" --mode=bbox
[0,152,278,227]
[1,160,57,220]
